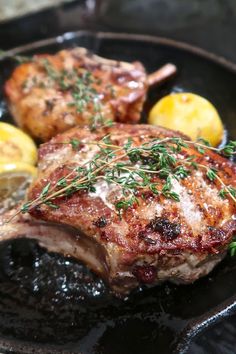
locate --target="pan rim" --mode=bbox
[1,30,236,73]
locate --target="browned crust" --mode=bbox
[5,48,147,141]
[29,123,236,260]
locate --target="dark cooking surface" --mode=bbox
[1,239,236,354]
[0,32,236,353]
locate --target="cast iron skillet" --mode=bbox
[0,31,236,354]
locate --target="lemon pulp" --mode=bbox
[0,162,37,214]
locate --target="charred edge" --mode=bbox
[132,265,157,284]
[93,216,108,228]
[207,226,226,240]
[148,216,181,241]
[138,230,157,245]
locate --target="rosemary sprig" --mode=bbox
[5,134,234,223]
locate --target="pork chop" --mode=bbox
[5,46,176,141]
[16,123,235,295]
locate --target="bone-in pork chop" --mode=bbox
[5,48,175,141]
[14,123,234,294]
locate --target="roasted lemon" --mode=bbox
[0,162,37,214]
[0,122,37,164]
[148,92,224,146]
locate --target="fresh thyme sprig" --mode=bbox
[193,138,236,158]
[28,57,114,130]
[5,134,234,223]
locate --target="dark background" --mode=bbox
[0,0,236,63]
[0,0,236,353]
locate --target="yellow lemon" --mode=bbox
[148,93,224,146]
[0,122,37,164]
[0,162,37,214]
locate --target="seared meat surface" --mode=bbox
[5,47,149,141]
[17,123,235,294]
[5,47,176,142]
[5,47,147,141]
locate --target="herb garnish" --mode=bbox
[35,58,112,130]
[229,238,236,256]
[0,50,114,131]
[1,50,236,222]
[6,134,235,223]
[28,58,114,130]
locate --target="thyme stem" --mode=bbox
[5,134,236,223]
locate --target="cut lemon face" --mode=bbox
[148,92,224,147]
[0,162,37,214]
[0,122,37,165]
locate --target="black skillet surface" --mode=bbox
[0,31,236,354]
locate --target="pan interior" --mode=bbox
[0,32,236,354]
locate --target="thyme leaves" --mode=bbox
[12,135,235,221]
[12,54,114,131]
[37,59,112,130]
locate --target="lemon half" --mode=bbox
[0,122,37,164]
[148,92,224,146]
